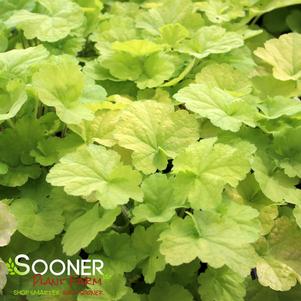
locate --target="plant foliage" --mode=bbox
[0,0,301,300]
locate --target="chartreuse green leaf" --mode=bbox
[198,267,246,301]
[5,0,85,42]
[147,282,193,301]
[254,33,301,81]
[195,0,248,24]
[155,260,200,287]
[78,272,134,301]
[112,40,163,57]
[177,26,244,59]
[160,201,260,276]
[293,206,301,228]
[159,23,189,47]
[47,144,143,209]
[252,152,301,205]
[33,56,105,124]
[287,10,301,33]
[99,274,131,301]
[91,15,137,50]
[10,196,64,241]
[256,216,301,291]
[0,45,49,77]
[0,78,27,123]
[195,63,252,97]
[273,127,301,178]
[0,202,16,247]
[114,100,199,174]
[30,133,83,166]
[132,174,184,223]
[1,0,301,298]
[9,180,66,242]
[0,116,43,187]
[132,224,167,283]
[251,0,301,14]
[100,49,176,89]
[100,232,139,275]
[252,75,300,98]
[174,83,258,132]
[246,280,301,301]
[136,0,202,36]
[258,96,301,119]
[227,174,278,235]
[172,138,254,209]
[70,109,122,147]
[62,204,120,256]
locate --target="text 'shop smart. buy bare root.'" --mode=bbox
[1,0,301,300]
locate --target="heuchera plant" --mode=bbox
[0,0,301,300]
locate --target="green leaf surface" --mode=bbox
[62,204,120,256]
[114,100,199,174]
[47,144,142,209]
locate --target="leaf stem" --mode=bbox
[186,211,202,237]
[6,119,15,128]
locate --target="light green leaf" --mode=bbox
[159,23,189,47]
[251,0,301,14]
[258,96,301,119]
[172,138,254,209]
[252,75,300,97]
[47,144,142,209]
[136,0,201,36]
[114,100,199,174]
[0,79,27,122]
[257,257,300,291]
[100,51,176,89]
[0,202,16,247]
[198,267,246,301]
[195,0,247,24]
[195,63,252,97]
[112,40,163,57]
[0,116,43,187]
[177,26,244,59]
[5,0,85,42]
[256,216,301,291]
[100,232,140,275]
[31,134,83,166]
[254,33,301,81]
[10,197,64,241]
[246,280,301,301]
[160,208,259,276]
[228,174,278,235]
[294,206,301,229]
[69,109,122,147]
[252,152,301,205]
[147,282,193,301]
[32,56,99,124]
[273,127,301,178]
[101,274,129,301]
[132,224,167,283]
[79,273,130,301]
[132,174,184,223]
[174,83,258,132]
[62,204,120,256]
[287,10,301,33]
[0,45,49,77]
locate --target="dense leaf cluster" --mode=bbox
[0,0,301,300]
